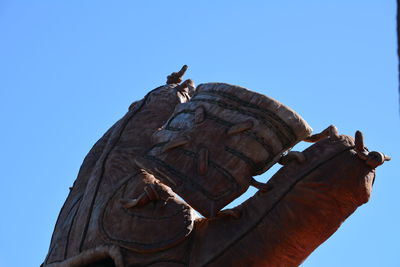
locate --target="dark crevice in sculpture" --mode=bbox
[86,258,115,267]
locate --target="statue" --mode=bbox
[42,66,390,267]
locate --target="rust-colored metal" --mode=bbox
[166,65,188,84]
[194,106,206,124]
[198,147,209,176]
[355,130,391,168]
[162,135,190,153]
[226,120,254,135]
[278,151,306,165]
[43,67,389,267]
[303,124,339,142]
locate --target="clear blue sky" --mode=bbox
[0,1,398,266]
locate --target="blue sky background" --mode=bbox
[0,1,398,266]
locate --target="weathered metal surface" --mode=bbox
[43,66,389,267]
[136,83,312,217]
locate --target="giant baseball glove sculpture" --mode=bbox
[43,66,390,267]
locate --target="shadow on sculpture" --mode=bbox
[42,66,390,267]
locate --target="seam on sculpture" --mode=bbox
[45,246,54,264]
[63,196,83,259]
[143,155,228,200]
[142,260,187,266]
[206,161,238,192]
[243,130,275,160]
[194,90,297,143]
[99,173,192,248]
[78,87,160,252]
[120,179,187,220]
[175,148,239,195]
[45,192,83,263]
[205,112,234,127]
[78,121,130,252]
[146,142,169,153]
[183,223,197,266]
[143,153,236,201]
[225,144,277,175]
[46,195,83,264]
[64,194,83,219]
[105,228,191,248]
[43,244,124,267]
[121,182,128,198]
[190,98,292,147]
[165,109,235,131]
[203,147,353,266]
[225,146,257,171]
[123,207,186,220]
[165,109,232,131]
[165,126,183,131]
[86,146,105,159]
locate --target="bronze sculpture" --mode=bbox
[43,66,390,267]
